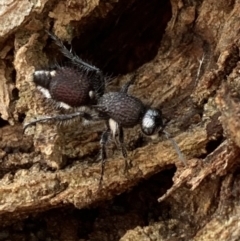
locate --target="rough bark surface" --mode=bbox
[0,0,240,240]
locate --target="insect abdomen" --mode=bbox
[49,67,92,107]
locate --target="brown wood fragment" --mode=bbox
[1,0,240,240]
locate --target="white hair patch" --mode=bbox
[50,70,56,77]
[142,109,157,128]
[89,90,95,99]
[37,86,51,99]
[58,102,71,109]
[34,70,47,77]
[142,116,154,128]
[109,118,118,138]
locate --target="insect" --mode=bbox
[94,76,186,186]
[23,31,105,130]
[24,31,185,187]
[93,76,165,185]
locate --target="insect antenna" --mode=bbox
[120,73,137,93]
[163,130,186,165]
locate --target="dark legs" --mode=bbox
[23,111,98,132]
[98,124,131,187]
[120,74,136,93]
[118,126,127,158]
[118,126,131,172]
[99,127,110,188]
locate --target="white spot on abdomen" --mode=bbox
[34,70,56,77]
[58,102,71,109]
[37,86,51,99]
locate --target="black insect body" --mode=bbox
[97,93,163,135]
[24,31,105,130]
[24,31,184,187]
[94,78,164,185]
[34,67,99,109]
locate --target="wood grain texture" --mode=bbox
[0,0,240,240]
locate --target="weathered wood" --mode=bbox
[0,0,240,240]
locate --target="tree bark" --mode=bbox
[0,0,240,240]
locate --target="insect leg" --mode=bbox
[45,30,101,73]
[23,111,98,132]
[120,73,137,93]
[99,126,110,187]
[118,126,132,172]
